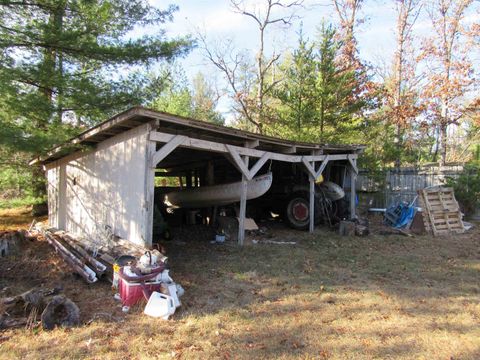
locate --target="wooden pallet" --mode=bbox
[417,187,465,236]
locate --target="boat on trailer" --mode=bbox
[164,173,273,208]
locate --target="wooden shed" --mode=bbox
[31,107,364,247]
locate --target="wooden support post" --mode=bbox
[309,175,315,233]
[144,127,157,248]
[238,156,249,246]
[349,158,357,220]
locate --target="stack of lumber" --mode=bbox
[37,224,149,283]
[417,186,465,236]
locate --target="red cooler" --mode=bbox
[117,266,165,307]
[118,277,163,307]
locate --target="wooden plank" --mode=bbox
[150,131,299,162]
[423,187,453,194]
[238,156,249,246]
[426,200,457,208]
[315,155,330,178]
[225,145,251,179]
[419,187,464,236]
[149,132,356,164]
[429,205,459,212]
[302,157,316,178]
[418,193,432,234]
[244,139,259,148]
[420,189,438,235]
[427,192,454,199]
[350,163,357,220]
[281,146,297,154]
[309,176,315,233]
[151,135,186,167]
[144,126,156,247]
[248,152,271,178]
[304,154,357,162]
[347,154,359,175]
[440,191,452,233]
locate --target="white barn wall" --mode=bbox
[46,166,60,228]
[45,124,151,247]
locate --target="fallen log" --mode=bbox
[44,232,98,283]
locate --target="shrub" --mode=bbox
[446,163,480,217]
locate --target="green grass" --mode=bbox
[0,196,44,209]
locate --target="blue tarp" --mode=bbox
[384,202,416,228]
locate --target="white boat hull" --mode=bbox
[164,173,273,208]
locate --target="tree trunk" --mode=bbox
[439,122,448,166]
[320,97,325,141]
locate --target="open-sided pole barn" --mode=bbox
[31,107,364,247]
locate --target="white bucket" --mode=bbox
[167,283,181,308]
[144,292,175,319]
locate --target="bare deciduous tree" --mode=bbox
[201,0,303,133]
[420,0,475,165]
[389,0,422,168]
[331,0,364,68]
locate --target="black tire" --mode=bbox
[284,192,321,230]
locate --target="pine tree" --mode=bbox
[316,24,365,143]
[150,67,224,125]
[273,30,318,139]
[0,0,192,199]
[271,24,366,143]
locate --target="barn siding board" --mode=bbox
[47,166,60,228]
[45,124,150,247]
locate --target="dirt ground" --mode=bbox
[0,208,479,359]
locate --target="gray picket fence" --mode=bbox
[356,164,465,209]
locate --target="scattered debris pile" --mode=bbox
[114,250,184,319]
[34,224,184,320]
[366,185,470,237]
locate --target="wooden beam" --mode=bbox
[350,163,357,220]
[225,145,251,179]
[304,154,357,162]
[309,175,315,233]
[281,145,297,154]
[150,132,301,162]
[302,157,316,178]
[245,139,260,148]
[151,135,186,167]
[238,156,249,246]
[315,155,330,178]
[347,155,359,175]
[149,131,357,164]
[248,152,271,178]
[144,123,157,247]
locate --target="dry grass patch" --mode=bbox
[0,212,479,359]
[0,206,46,231]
